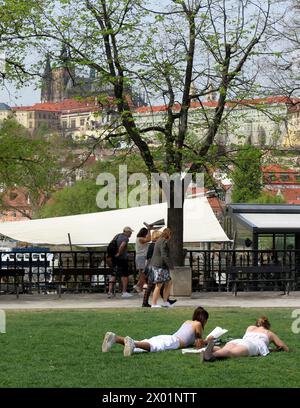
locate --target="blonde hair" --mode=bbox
[161,228,171,240]
[256,316,271,330]
[151,230,162,241]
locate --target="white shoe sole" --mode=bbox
[102,332,115,352]
[204,341,215,361]
[124,337,134,357]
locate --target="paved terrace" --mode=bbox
[0,291,300,310]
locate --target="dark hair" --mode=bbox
[192,306,209,327]
[137,227,148,238]
[256,316,271,330]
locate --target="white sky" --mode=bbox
[0,83,40,107]
[0,0,293,108]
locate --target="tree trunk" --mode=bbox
[168,206,184,266]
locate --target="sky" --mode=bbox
[0,83,40,107]
[0,0,292,108]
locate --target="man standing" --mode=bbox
[107,226,134,298]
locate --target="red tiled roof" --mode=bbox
[12,98,104,113]
[262,165,296,174]
[236,96,300,106]
[282,189,300,203]
[135,96,297,114]
[12,95,295,115]
[1,187,30,208]
[263,188,300,204]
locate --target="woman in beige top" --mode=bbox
[150,228,173,308]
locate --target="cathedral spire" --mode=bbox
[41,53,53,103]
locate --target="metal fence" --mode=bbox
[0,249,299,295]
[189,249,300,292]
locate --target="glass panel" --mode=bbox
[234,219,253,249]
[258,234,273,250]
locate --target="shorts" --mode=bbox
[152,266,171,284]
[135,335,180,353]
[112,259,129,278]
[135,256,146,270]
[227,339,269,356]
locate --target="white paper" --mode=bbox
[181,347,206,354]
[206,326,228,339]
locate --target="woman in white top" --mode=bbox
[102,306,213,356]
[134,227,151,292]
[203,316,289,361]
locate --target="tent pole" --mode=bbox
[68,233,73,252]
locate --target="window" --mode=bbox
[29,112,32,119]
[80,119,85,126]
[29,121,33,128]
[265,173,276,182]
[9,192,18,200]
[280,174,289,182]
[62,121,67,128]
[71,119,76,128]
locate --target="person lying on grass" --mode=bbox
[202,315,289,362]
[102,306,213,357]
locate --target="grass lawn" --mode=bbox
[0,307,299,388]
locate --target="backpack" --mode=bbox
[106,234,120,266]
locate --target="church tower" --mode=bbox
[41,46,75,103]
[51,45,74,102]
[41,54,53,103]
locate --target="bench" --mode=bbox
[52,267,113,297]
[227,265,294,296]
[0,269,25,298]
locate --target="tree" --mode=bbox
[249,192,285,204]
[230,145,263,203]
[40,152,150,217]
[39,179,101,217]
[259,1,300,104]
[0,0,285,264]
[0,118,60,218]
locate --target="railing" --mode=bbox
[0,251,136,295]
[0,249,299,295]
[189,249,300,292]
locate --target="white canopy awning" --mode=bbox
[239,213,300,229]
[0,196,230,246]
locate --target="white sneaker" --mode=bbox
[107,292,113,299]
[121,292,133,298]
[204,340,215,361]
[124,336,135,357]
[102,332,116,352]
[161,301,172,308]
[151,304,162,308]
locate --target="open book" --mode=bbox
[207,326,228,339]
[181,326,228,354]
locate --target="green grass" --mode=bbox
[0,308,299,388]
